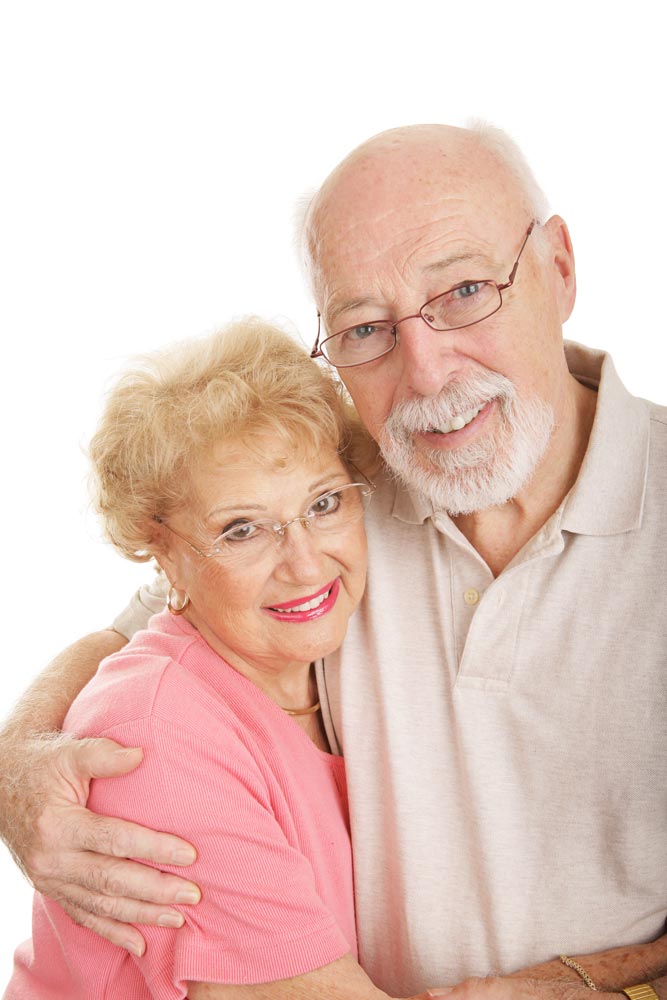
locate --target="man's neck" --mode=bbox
[451,378,598,577]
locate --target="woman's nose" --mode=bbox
[273,520,326,580]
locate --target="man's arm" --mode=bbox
[506,934,667,993]
[427,976,667,1000]
[425,936,667,999]
[0,630,200,956]
[187,953,435,1000]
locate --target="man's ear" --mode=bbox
[543,214,576,323]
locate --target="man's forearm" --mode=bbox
[1,629,127,738]
[0,629,128,863]
[507,932,667,993]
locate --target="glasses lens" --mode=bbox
[208,520,276,563]
[322,323,395,367]
[306,483,373,529]
[203,484,374,565]
[422,282,501,331]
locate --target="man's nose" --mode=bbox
[393,316,464,398]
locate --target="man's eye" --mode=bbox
[344,324,383,342]
[308,491,342,516]
[451,283,483,300]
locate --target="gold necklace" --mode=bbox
[281,701,321,717]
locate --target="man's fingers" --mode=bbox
[63,809,197,867]
[44,851,201,904]
[59,736,144,782]
[58,899,147,957]
[53,880,188,929]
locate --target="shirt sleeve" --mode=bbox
[111,570,169,639]
[86,714,351,996]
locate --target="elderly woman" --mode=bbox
[5,319,419,1000]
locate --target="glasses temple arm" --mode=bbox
[310,313,323,358]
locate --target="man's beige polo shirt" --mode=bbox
[319,343,667,995]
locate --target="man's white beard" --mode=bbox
[379,370,554,515]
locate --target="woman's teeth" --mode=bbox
[427,405,483,435]
[271,588,331,614]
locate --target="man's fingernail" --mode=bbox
[126,939,145,957]
[427,990,453,997]
[171,848,197,865]
[158,912,184,928]
[175,888,201,904]
[115,747,142,756]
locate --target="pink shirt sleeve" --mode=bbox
[88,714,352,995]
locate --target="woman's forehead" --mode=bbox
[188,443,348,515]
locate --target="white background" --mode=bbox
[1,0,665,985]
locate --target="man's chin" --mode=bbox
[381,441,541,516]
[380,393,555,515]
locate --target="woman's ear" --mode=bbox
[150,521,180,588]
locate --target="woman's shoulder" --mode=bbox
[63,612,297,787]
[64,613,243,746]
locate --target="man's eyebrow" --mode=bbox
[422,251,491,277]
[328,253,495,326]
[328,297,377,326]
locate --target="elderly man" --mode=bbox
[2,124,666,999]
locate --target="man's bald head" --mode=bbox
[301,123,549,302]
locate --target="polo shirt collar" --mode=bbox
[559,342,648,535]
[389,342,649,537]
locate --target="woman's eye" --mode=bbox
[219,520,261,543]
[309,492,342,516]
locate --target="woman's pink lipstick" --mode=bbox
[264,578,340,623]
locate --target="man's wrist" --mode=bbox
[622,986,660,1000]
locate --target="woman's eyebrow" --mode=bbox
[204,502,268,522]
[308,472,349,492]
[203,474,349,523]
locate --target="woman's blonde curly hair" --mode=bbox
[89,317,376,562]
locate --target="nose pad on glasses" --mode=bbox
[273,515,315,541]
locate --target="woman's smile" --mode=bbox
[264,578,340,622]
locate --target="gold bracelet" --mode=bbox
[622,986,659,1000]
[559,955,599,990]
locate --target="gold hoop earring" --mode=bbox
[167,586,190,616]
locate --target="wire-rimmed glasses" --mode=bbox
[311,221,537,369]
[156,479,375,566]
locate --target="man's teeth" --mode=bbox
[427,405,483,435]
[272,588,331,614]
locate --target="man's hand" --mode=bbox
[1,732,201,956]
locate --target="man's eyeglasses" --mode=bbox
[156,480,375,567]
[311,221,537,369]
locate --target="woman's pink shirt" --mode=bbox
[6,611,356,999]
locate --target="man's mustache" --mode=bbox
[384,370,515,437]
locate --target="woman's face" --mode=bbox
[158,439,368,679]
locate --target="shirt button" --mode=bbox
[464,588,480,606]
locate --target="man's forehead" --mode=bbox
[314,210,506,324]
[310,173,516,277]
